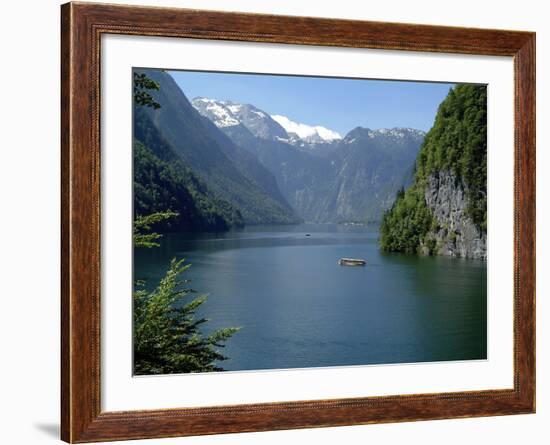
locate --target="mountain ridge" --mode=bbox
[135,69,300,225]
[192,96,425,223]
[192,97,342,153]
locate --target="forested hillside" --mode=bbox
[379,84,487,259]
[134,75,245,232]
[134,140,244,231]
[135,69,299,225]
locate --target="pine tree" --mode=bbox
[133,211,240,375]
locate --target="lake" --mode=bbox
[134,224,487,372]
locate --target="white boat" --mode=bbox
[338,258,366,266]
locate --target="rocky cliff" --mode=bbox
[379,84,487,259]
[421,171,486,259]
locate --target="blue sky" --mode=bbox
[169,70,454,136]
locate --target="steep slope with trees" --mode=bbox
[135,69,299,225]
[380,84,487,259]
[134,139,244,232]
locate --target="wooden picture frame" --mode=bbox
[61,2,535,442]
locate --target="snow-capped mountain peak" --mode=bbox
[192,97,288,140]
[343,127,426,143]
[192,97,342,150]
[192,97,240,128]
[271,115,342,143]
[369,127,426,139]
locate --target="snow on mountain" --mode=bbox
[192,97,342,150]
[343,127,426,142]
[192,97,424,161]
[271,115,342,143]
[192,97,288,141]
[192,98,240,128]
[372,128,426,139]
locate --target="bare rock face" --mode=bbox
[423,171,486,260]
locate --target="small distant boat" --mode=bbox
[305,233,311,237]
[339,258,366,266]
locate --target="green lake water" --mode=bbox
[134,224,487,371]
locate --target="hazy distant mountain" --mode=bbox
[134,70,299,225]
[266,126,424,223]
[326,127,425,222]
[192,95,425,223]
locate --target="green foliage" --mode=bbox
[133,77,245,233]
[132,72,239,374]
[380,84,487,253]
[134,68,300,225]
[134,140,244,232]
[133,211,179,248]
[134,258,240,375]
[133,72,161,109]
[379,186,436,254]
[133,212,240,375]
[415,84,487,230]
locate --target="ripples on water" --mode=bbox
[134,224,487,372]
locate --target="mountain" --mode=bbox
[193,98,289,141]
[135,69,299,225]
[263,127,423,223]
[323,127,425,222]
[133,142,244,232]
[192,97,424,223]
[192,98,342,155]
[379,84,487,259]
[134,102,245,231]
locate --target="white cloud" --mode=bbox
[271,115,341,142]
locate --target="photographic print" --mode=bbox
[132,68,487,376]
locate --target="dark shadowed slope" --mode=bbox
[134,109,245,231]
[135,68,299,225]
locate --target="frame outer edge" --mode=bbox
[62,2,101,442]
[60,2,536,442]
[515,33,536,412]
[60,2,72,442]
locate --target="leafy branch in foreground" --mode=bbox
[133,211,240,375]
[134,258,240,375]
[133,211,179,248]
[133,72,161,109]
